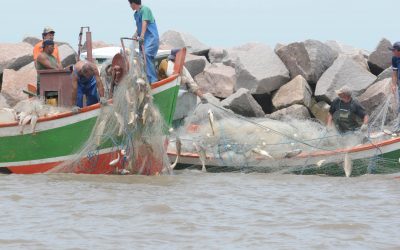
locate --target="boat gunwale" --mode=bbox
[0,74,179,129]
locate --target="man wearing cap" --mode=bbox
[158,48,205,100]
[36,40,62,70]
[128,0,159,83]
[33,27,61,65]
[327,85,369,134]
[71,60,106,109]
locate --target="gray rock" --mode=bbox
[315,55,377,102]
[184,54,209,78]
[325,40,370,71]
[276,39,338,84]
[310,101,330,125]
[272,75,313,109]
[358,78,392,114]
[0,93,10,108]
[374,67,392,83]
[0,43,33,74]
[194,63,236,98]
[368,38,393,75]
[22,36,41,47]
[226,43,290,94]
[221,88,265,117]
[160,30,210,53]
[173,90,197,120]
[1,62,36,106]
[274,43,285,53]
[208,48,227,64]
[267,104,311,120]
[58,44,77,67]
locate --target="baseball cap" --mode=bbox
[335,85,352,95]
[42,39,55,48]
[388,41,400,51]
[42,27,55,34]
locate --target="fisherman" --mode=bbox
[128,0,159,83]
[327,85,369,134]
[33,27,61,66]
[158,48,206,100]
[389,41,400,132]
[71,60,106,109]
[36,40,62,70]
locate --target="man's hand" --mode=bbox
[100,97,108,106]
[136,36,144,43]
[71,106,80,114]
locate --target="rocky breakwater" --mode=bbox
[0,30,395,127]
[160,30,393,125]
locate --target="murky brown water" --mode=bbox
[0,171,399,250]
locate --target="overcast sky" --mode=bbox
[1,0,397,51]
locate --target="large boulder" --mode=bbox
[276,39,338,84]
[1,62,37,106]
[0,93,10,108]
[160,30,210,54]
[225,43,290,94]
[0,43,33,74]
[267,104,311,120]
[325,40,370,71]
[194,63,236,98]
[374,67,392,83]
[184,54,209,78]
[208,48,228,64]
[368,38,393,76]
[358,78,392,114]
[58,44,77,67]
[272,75,313,109]
[221,88,265,117]
[310,101,330,125]
[22,36,41,47]
[315,55,377,102]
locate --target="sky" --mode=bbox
[0,0,398,52]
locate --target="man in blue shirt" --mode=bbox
[390,42,400,105]
[129,0,159,84]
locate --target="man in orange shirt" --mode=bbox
[33,27,61,66]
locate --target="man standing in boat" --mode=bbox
[327,85,369,134]
[128,0,159,83]
[71,60,106,109]
[33,27,61,67]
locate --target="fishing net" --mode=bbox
[170,81,400,176]
[50,41,171,175]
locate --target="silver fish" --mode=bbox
[20,114,32,134]
[193,143,207,172]
[316,159,326,167]
[114,112,124,136]
[128,112,137,125]
[125,91,134,105]
[208,109,216,136]
[142,103,149,125]
[109,152,121,166]
[170,137,182,170]
[252,148,274,159]
[284,149,302,158]
[344,153,352,178]
[30,114,38,135]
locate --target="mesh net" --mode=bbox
[170,82,400,176]
[49,41,171,175]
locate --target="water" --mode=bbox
[0,172,399,250]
